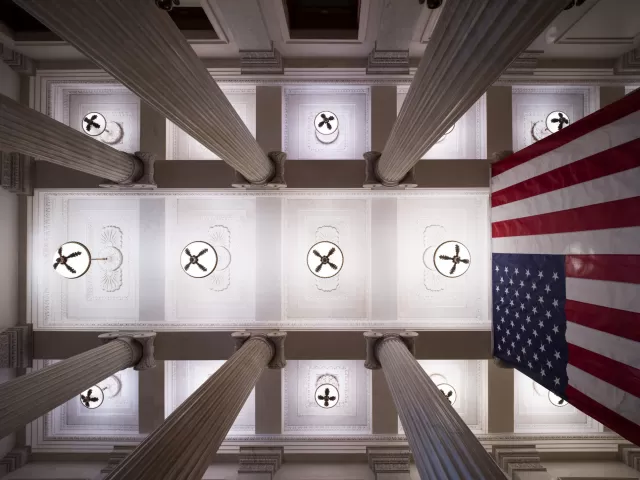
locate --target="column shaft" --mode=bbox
[0,93,139,183]
[105,335,281,480]
[375,335,505,479]
[16,0,274,184]
[376,0,566,185]
[0,338,142,439]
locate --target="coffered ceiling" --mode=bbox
[4,0,638,64]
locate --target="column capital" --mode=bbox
[232,331,287,369]
[367,447,411,479]
[364,332,418,370]
[0,325,32,368]
[363,151,417,189]
[100,151,157,189]
[232,152,287,189]
[1,152,34,196]
[98,331,156,370]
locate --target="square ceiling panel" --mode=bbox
[512,86,596,152]
[283,87,370,160]
[46,83,140,154]
[396,193,490,329]
[283,197,370,323]
[166,86,256,160]
[284,0,360,40]
[514,370,602,434]
[283,360,371,434]
[397,90,487,160]
[398,360,488,435]
[165,361,255,435]
[29,360,142,451]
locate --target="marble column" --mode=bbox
[0,93,154,186]
[105,332,286,480]
[371,0,567,185]
[364,332,505,479]
[0,332,156,439]
[15,0,281,186]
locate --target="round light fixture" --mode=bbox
[99,121,124,145]
[437,383,457,406]
[82,112,107,136]
[79,385,104,409]
[180,241,218,278]
[314,111,339,144]
[307,241,344,278]
[52,242,92,279]
[545,111,570,133]
[548,391,568,407]
[432,241,470,278]
[315,384,339,409]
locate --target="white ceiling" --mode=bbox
[32,189,490,331]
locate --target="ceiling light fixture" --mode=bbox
[180,241,218,279]
[79,386,105,409]
[315,374,340,409]
[314,111,339,144]
[155,0,180,11]
[437,383,457,406]
[424,241,470,278]
[52,241,121,280]
[436,123,455,143]
[307,241,344,278]
[545,111,570,133]
[548,391,568,407]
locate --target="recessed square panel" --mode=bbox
[165,197,257,324]
[166,87,256,160]
[396,193,490,329]
[283,360,371,434]
[283,197,370,322]
[397,89,486,160]
[514,370,602,433]
[512,86,595,152]
[284,87,370,160]
[165,361,255,434]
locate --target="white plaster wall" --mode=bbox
[0,61,21,464]
[543,461,640,479]
[3,462,104,479]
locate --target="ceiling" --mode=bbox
[3,0,638,64]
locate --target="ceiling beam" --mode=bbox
[32,331,493,361]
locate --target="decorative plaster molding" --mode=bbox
[240,44,283,75]
[0,325,32,368]
[238,447,283,478]
[100,446,135,474]
[615,47,640,75]
[505,51,544,75]
[0,152,34,196]
[0,447,29,476]
[0,43,35,76]
[493,445,547,480]
[367,447,411,479]
[619,444,640,472]
[367,48,410,75]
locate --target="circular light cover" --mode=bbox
[307,241,344,278]
[437,383,457,406]
[99,121,124,145]
[433,241,470,278]
[315,384,339,409]
[314,111,339,135]
[79,385,104,409]
[180,241,217,278]
[52,241,92,279]
[437,123,455,143]
[545,111,570,133]
[548,391,568,407]
[82,112,107,136]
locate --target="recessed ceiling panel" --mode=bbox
[285,0,360,39]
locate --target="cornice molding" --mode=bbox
[0,324,32,367]
[0,447,29,476]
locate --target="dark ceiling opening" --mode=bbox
[285,0,360,40]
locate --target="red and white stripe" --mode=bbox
[491,89,640,445]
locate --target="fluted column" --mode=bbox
[372,0,566,185]
[105,332,287,480]
[15,0,280,185]
[0,332,156,439]
[364,332,505,479]
[0,93,154,185]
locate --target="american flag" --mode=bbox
[491,88,640,445]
